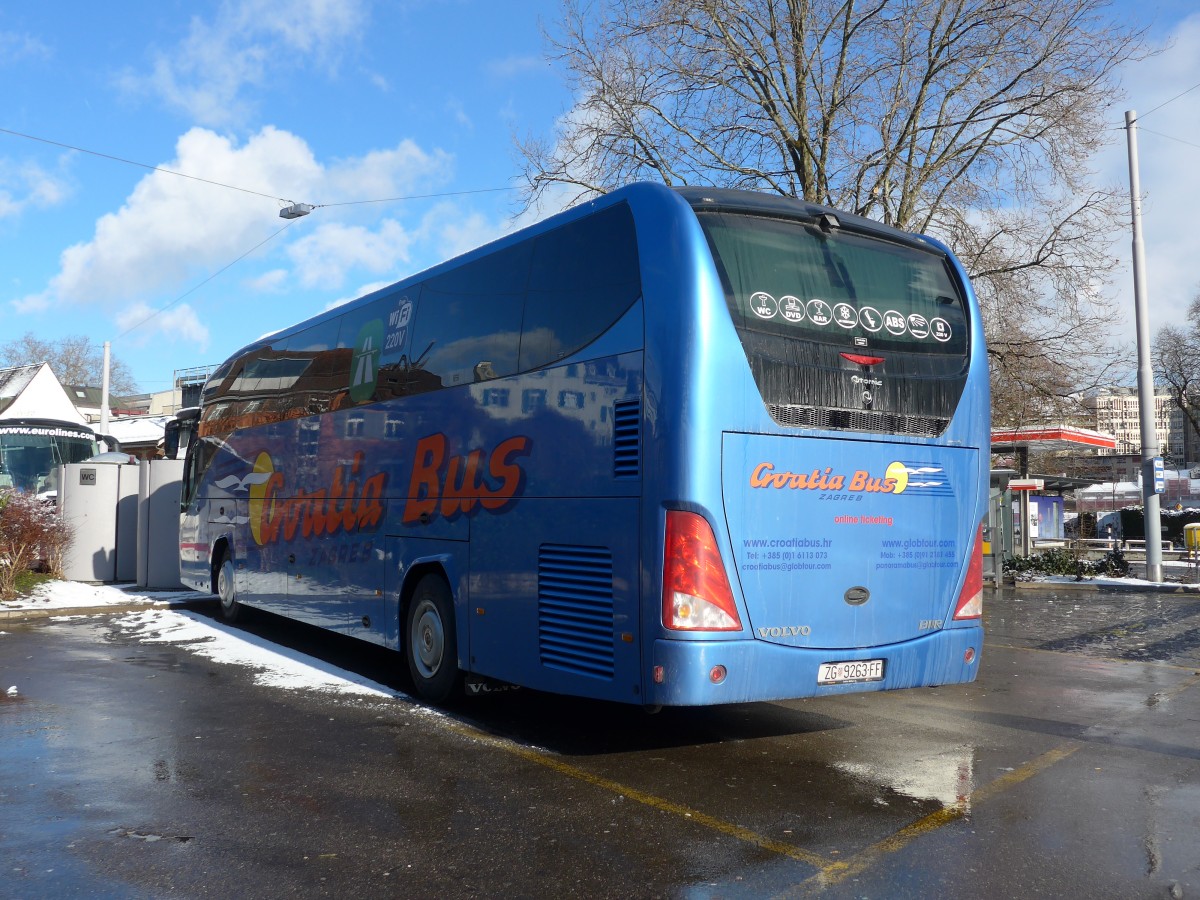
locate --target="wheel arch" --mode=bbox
[208,533,235,593]
[398,555,464,670]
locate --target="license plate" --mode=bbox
[817,659,885,685]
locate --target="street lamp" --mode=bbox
[279,203,314,220]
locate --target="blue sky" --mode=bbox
[2,0,1200,395]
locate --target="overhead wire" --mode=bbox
[0,125,289,203]
[317,186,513,208]
[1135,80,1200,121]
[0,124,519,339]
[114,222,297,340]
[1134,127,1200,152]
[0,124,517,209]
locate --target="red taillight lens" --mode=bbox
[953,524,984,620]
[663,511,742,631]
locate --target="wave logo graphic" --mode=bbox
[890,462,952,497]
[213,471,274,493]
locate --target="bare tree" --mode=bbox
[0,332,139,395]
[521,0,1147,422]
[1154,294,1200,462]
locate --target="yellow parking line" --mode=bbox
[796,744,1080,892]
[444,717,1079,890]
[443,720,827,869]
[1160,671,1200,701]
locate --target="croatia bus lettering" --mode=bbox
[180,183,988,707]
[403,433,532,524]
[247,451,386,546]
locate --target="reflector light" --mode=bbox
[663,511,742,631]
[964,647,976,664]
[709,665,727,684]
[653,665,665,684]
[840,352,885,366]
[953,524,985,620]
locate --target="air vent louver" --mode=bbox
[538,545,615,679]
[613,398,641,478]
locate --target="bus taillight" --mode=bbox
[663,511,742,631]
[953,524,984,620]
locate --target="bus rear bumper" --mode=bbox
[647,626,983,706]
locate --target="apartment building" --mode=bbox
[1080,387,1187,462]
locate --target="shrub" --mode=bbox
[1003,546,1129,581]
[0,489,73,600]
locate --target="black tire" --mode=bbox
[405,574,461,703]
[214,548,243,623]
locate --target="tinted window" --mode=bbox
[412,244,529,388]
[278,323,347,417]
[698,212,967,356]
[521,203,642,370]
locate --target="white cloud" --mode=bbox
[420,201,515,262]
[48,126,320,306]
[0,157,72,219]
[323,280,393,311]
[24,125,451,350]
[117,301,210,350]
[0,31,51,65]
[485,54,547,79]
[117,0,369,126]
[11,290,51,314]
[447,98,473,130]
[245,268,289,292]
[287,219,413,287]
[321,140,452,205]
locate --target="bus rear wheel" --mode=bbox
[215,549,242,623]
[405,575,460,703]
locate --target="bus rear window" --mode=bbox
[697,212,968,357]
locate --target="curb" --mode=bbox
[1008,579,1200,594]
[0,599,197,623]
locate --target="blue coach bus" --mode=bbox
[179,183,988,706]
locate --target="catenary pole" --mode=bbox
[100,341,111,437]
[1125,110,1163,582]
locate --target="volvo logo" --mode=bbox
[844,585,871,606]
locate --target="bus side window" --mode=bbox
[521,202,642,371]
[412,244,529,389]
[184,438,219,505]
[280,323,342,417]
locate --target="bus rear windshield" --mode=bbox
[697,212,969,358]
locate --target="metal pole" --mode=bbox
[1126,110,1163,582]
[100,341,111,437]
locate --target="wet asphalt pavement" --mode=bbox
[2,585,1199,899]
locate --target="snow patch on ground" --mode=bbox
[10,581,193,610]
[4,581,413,702]
[112,608,402,699]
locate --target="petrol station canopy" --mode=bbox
[991,426,1117,454]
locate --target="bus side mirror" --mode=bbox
[164,420,180,460]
